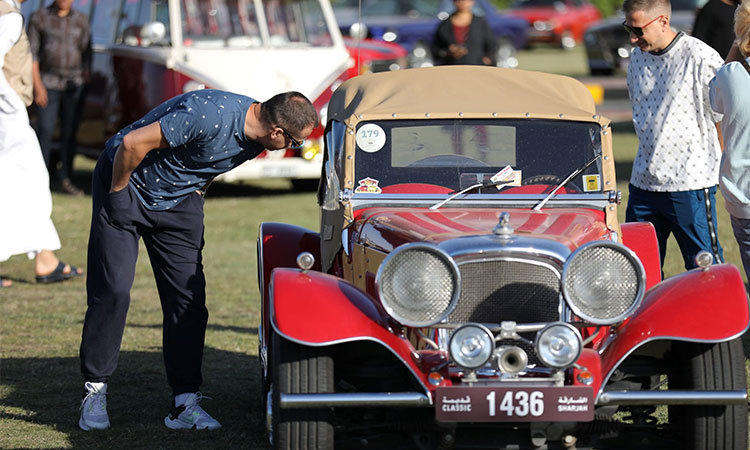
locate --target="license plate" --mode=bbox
[261,166,298,178]
[435,386,594,422]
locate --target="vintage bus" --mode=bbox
[21,0,403,188]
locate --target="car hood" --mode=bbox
[353,207,608,253]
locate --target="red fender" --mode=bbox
[258,222,320,346]
[599,264,749,394]
[620,222,661,289]
[572,349,603,396]
[270,268,428,388]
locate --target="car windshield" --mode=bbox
[352,119,603,194]
[181,0,333,48]
[333,0,443,17]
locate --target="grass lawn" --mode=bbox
[2,48,748,449]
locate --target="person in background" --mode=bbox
[692,0,741,58]
[710,0,750,282]
[78,90,317,431]
[0,0,83,287]
[28,0,91,196]
[622,0,725,271]
[433,0,496,66]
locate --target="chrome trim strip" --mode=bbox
[352,193,610,201]
[280,392,433,408]
[596,390,747,406]
[257,235,267,369]
[596,330,750,401]
[270,322,431,396]
[350,194,610,211]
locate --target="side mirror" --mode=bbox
[140,22,167,46]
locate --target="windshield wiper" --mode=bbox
[532,152,602,211]
[429,179,513,210]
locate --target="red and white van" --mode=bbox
[22,0,404,188]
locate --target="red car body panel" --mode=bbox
[352,207,608,253]
[258,222,322,346]
[599,264,750,389]
[620,221,662,290]
[270,268,430,388]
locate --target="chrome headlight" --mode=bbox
[349,22,368,40]
[376,243,460,327]
[408,42,433,68]
[449,324,495,369]
[562,241,646,325]
[535,322,582,369]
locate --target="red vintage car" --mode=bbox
[505,0,602,49]
[258,65,748,449]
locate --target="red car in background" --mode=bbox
[505,0,601,49]
[344,37,408,78]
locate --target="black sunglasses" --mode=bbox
[280,127,305,150]
[622,15,664,37]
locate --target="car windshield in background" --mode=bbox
[353,119,603,193]
[334,0,443,17]
[181,0,332,48]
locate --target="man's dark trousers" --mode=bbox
[35,84,86,181]
[80,153,208,396]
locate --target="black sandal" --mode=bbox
[36,261,83,283]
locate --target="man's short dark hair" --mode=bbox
[622,0,671,15]
[260,92,318,135]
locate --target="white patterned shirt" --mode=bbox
[627,32,723,192]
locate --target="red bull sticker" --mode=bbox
[355,177,382,194]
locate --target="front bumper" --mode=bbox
[278,389,747,409]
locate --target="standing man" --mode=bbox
[28,0,91,196]
[623,0,724,271]
[692,0,741,59]
[78,89,317,431]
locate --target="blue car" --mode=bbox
[333,0,529,68]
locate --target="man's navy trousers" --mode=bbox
[80,153,208,396]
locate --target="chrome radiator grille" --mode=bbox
[448,259,561,324]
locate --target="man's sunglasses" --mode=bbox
[280,127,305,150]
[622,15,665,37]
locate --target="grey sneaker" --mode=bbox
[79,382,110,431]
[164,393,221,430]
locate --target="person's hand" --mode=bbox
[34,85,48,108]
[482,56,492,65]
[448,44,468,59]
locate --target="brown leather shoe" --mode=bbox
[60,178,84,197]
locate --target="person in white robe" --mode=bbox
[0,0,82,286]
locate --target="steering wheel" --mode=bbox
[522,174,583,193]
[408,154,489,168]
[522,174,563,186]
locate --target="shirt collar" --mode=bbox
[650,31,684,56]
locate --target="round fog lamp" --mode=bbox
[535,323,582,369]
[449,324,495,369]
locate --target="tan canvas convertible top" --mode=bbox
[328,65,610,126]
[319,66,618,271]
